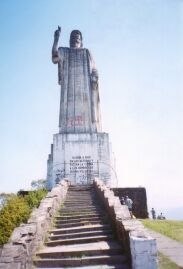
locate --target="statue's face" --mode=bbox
[70,33,82,48]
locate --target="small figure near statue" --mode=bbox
[151,207,156,219]
[151,208,166,220]
[123,195,133,218]
[120,195,134,218]
[157,212,166,220]
[120,196,125,205]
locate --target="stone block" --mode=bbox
[0,263,21,269]
[115,205,131,220]
[9,224,36,243]
[0,256,14,263]
[122,219,144,232]
[47,133,114,188]
[1,245,25,258]
[130,232,158,269]
[112,187,148,218]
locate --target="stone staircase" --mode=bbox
[34,184,130,268]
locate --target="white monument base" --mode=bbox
[47,132,116,189]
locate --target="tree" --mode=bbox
[31,179,46,190]
[0,195,31,244]
[0,193,14,209]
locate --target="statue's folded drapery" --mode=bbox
[58,48,93,133]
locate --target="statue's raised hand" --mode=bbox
[54,26,61,42]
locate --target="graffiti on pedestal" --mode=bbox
[55,168,65,184]
[70,155,94,184]
[67,116,85,127]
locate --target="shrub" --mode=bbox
[0,189,47,245]
[24,189,47,209]
[0,195,31,244]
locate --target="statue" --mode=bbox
[52,27,101,133]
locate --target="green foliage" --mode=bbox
[141,219,183,243]
[0,195,31,245]
[24,189,47,209]
[0,189,47,245]
[0,193,14,209]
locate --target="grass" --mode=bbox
[158,252,179,269]
[141,219,183,243]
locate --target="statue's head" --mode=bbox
[70,30,83,48]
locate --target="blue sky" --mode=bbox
[0,0,182,218]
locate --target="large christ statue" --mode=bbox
[52,27,101,133]
[47,27,114,188]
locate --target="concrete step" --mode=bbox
[59,211,104,217]
[64,200,96,204]
[54,216,105,224]
[56,213,105,219]
[66,196,95,198]
[55,217,104,224]
[66,195,94,197]
[55,219,104,228]
[62,205,97,208]
[49,229,113,240]
[67,192,93,194]
[63,202,96,206]
[63,203,96,207]
[67,191,93,195]
[59,206,102,213]
[46,234,115,246]
[60,207,103,212]
[63,201,98,205]
[55,213,107,220]
[61,205,101,210]
[66,194,93,197]
[34,254,127,268]
[49,224,111,235]
[66,194,95,196]
[36,265,130,269]
[65,196,95,199]
[68,186,92,190]
[36,241,124,258]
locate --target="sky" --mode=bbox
[0,0,183,219]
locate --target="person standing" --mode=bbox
[120,196,125,205]
[151,208,156,219]
[125,195,133,218]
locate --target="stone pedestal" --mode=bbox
[47,132,116,189]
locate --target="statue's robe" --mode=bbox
[55,47,101,133]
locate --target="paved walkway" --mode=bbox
[146,229,183,268]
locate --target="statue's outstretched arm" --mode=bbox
[52,26,61,64]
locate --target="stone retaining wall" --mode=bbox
[94,178,158,269]
[112,187,148,218]
[0,180,69,269]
